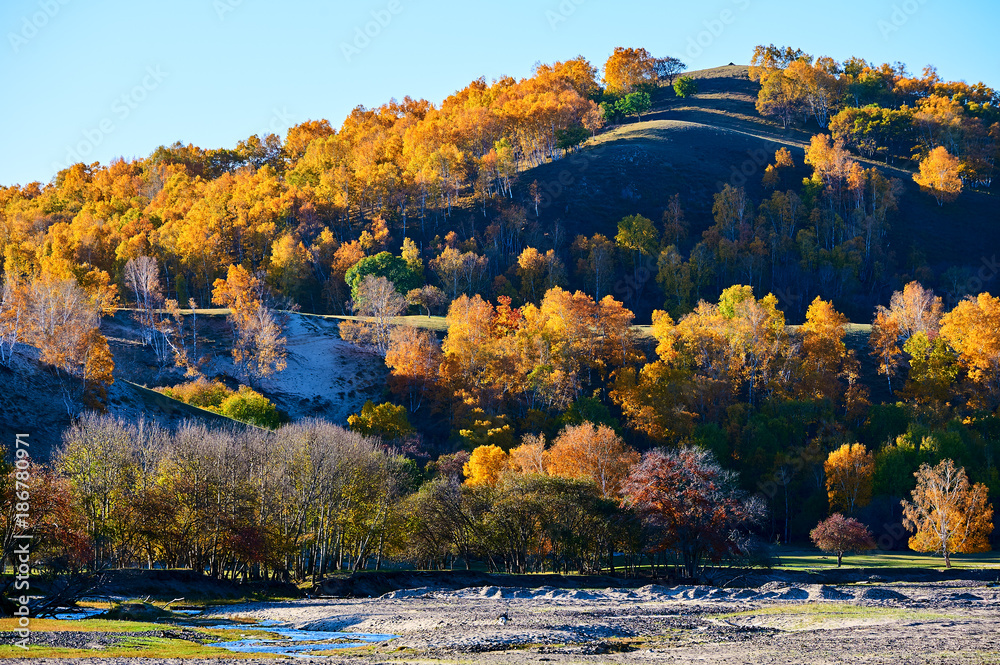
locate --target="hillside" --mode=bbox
[0,311,385,458]
[516,65,999,320]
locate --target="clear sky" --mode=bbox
[1,0,997,186]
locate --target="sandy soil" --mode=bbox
[253,314,387,424]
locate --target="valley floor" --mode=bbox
[18,578,999,664]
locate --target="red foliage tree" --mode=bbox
[809,513,875,566]
[622,448,761,578]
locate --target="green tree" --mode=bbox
[615,91,652,121]
[673,76,698,98]
[345,251,422,302]
[348,401,414,440]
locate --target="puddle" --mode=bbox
[205,620,396,658]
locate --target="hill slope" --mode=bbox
[516,65,999,317]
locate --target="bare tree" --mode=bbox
[124,256,174,365]
[0,277,26,367]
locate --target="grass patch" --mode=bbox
[0,618,165,633]
[0,638,277,660]
[774,548,1000,570]
[716,603,947,620]
[714,603,953,631]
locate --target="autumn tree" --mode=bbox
[616,214,658,307]
[824,443,875,515]
[463,445,509,487]
[656,245,692,318]
[603,47,658,96]
[0,277,27,367]
[430,246,489,300]
[385,325,442,411]
[750,45,810,128]
[572,234,615,301]
[516,247,566,303]
[653,56,686,85]
[870,282,943,394]
[761,147,795,188]
[901,459,994,567]
[124,255,171,365]
[940,292,1000,410]
[508,433,548,475]
[623,447,761,578]
[810,514,876,566]
[406,285,446,316]
[546,422,639,498]
[340,275,407,356]
[913,146,963,205]
[22,274,114,407]
[212,264,287,380]
[798,297,849,402]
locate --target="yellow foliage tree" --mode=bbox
[913,146,963,205]
[824,443,874,515]
[940,292,1000,410]
[603,47,657,96]
[463,444,509,487]
[901,459,993,567]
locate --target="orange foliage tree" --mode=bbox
[546,423,639,498]
[901,459,993,568]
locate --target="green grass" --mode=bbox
[0,618,166,632]
[773,548,1000,571]
[0,618,289,660]
[0,638,277,660]
[713,603,953,630]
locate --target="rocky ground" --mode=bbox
[16,578,997,664]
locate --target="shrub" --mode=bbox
[348,400,413,439]
[673,76,697,98]
[219,386,281,429]
[159,377,233,409]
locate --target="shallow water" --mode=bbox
[204,620,396,658]
[53,605,396,657]
[51,608,105,621]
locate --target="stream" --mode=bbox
[53,606,397,658]
[203,620,397,658]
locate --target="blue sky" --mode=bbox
[1,0,997,186]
